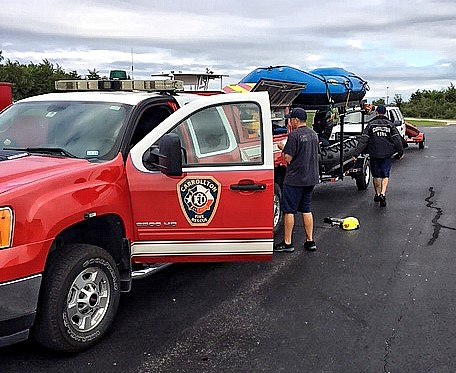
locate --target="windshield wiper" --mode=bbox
[6,146,76,158]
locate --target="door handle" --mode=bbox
[230,179,266,191]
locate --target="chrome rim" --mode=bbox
[273,192,281,228]
[364,162,370,185]
[66,267,111,333]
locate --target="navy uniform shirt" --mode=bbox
[354,115,404,158]
[283,126,320,187]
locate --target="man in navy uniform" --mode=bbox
[353,105,404,207]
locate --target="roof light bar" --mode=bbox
[55,79,184,92]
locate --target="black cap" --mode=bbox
[376,105,387,115]
[285,107,307,120]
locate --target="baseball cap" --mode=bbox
[285,107,307,120]
[376,105,387,115]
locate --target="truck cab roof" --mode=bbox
[17,90,200,107]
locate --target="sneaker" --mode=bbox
[374,194,380,202]
[304,240,317,251]
[379,194,387,207]
[274,240,295,253]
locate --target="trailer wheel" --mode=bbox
[402,137,408,148]
[355,157,370,191]
[419,136,425,149]
[34,244,120,353]
[273,183,283,234]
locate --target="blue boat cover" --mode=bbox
[239,65,369,109]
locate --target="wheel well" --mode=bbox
[274,165,286,188]
[50,214,126,265]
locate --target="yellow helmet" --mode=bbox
[341,217,360,230]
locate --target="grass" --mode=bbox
[405,118,456,127]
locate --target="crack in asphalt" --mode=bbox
[382,227,425,372]
[383,281,421,373]
[425,187,456,246]
[383,312,403,373]
[382,183,456,371]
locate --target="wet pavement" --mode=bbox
[1,125,455,372]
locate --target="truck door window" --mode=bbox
[389,110,397,123]
[189,106,230,154]
[130,105,173,148]
[170,102,262,165]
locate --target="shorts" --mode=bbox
[282,184,315,214]
[370,157,392,178]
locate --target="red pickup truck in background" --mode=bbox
[0,82,12,111]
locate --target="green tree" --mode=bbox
[372,98,385,105]
[27,59,60,96]
[445,82,456,103]
[0,59,34,100]
[86,68,101,80]
[0,53,81,101]
[401,84,456,119]
[67,70,81,79]
[393,94,403,108]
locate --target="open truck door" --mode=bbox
[249,79,306,233]
[127,92,275,262]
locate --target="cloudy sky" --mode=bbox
[2,0,455,102]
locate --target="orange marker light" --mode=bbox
[0,207,13,248]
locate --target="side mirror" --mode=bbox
[143,133,183,176]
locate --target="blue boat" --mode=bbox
[239,65,369,108]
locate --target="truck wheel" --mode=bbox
[33,244,120,353]
[355,158,370,191]
[273,183,283,234]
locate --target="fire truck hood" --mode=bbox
[0,151,92,194]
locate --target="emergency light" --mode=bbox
[55,79,184,92]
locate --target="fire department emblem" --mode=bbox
[177,176,221,226]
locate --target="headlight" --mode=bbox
[0,207,13,248]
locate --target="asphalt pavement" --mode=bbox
[1,125,455,373]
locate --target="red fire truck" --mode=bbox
[0,79,278,352]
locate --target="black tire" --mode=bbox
[355,157,370,191]
[419,137,425,149]
[273,183,283,235]
[33,244,120,353]
[402,136,408,148]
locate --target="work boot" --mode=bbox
[274,240,295,253]
[379,194,387,207]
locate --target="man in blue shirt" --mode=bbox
[275,107,320,253]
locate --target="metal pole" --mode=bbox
[131,48,134,80]
[339,108,345,179]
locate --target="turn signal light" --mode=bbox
[0,207,13,248]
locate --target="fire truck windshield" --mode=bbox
[0,101,131,159]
